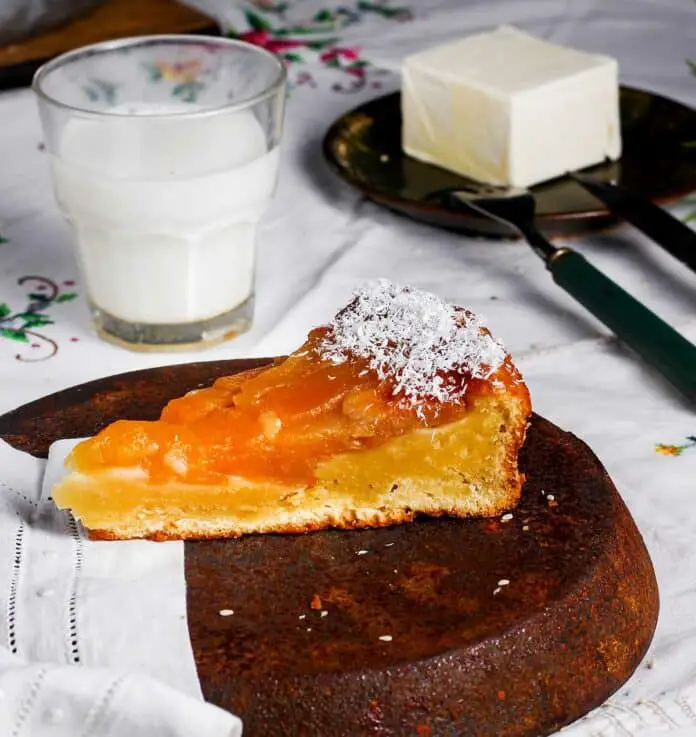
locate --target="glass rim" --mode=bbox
[32,34,287,119]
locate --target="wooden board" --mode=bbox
[0,359,659,737]
[0,0,217,90]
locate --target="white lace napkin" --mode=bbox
[0,439,241,737]
[561,690,696,737]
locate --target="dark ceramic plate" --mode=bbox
[323,87,696,239]
[0,359,659,737]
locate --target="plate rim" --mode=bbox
[322,85,696,230]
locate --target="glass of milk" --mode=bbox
[33,35,286,350]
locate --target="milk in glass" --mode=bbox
[51,105,279,326]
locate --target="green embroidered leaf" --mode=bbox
[245,9,272,32]
[0,234,8,244]
[172,81,204,104]
[285,26,320,36]
[313,9,333,22]
[82,79,119,105]
[0,328,28,342]
[56,292,77,303]
[0,303,10,318]
[21,314,53,329]
[95,80,117,106]
[308,39,336,50]
[686,210,696,223]
[27,293,50,303]
[283,52,304,63]
[82,85,99,102]
[357,1,410,19]
[688,59,696,77]
[147,65,163,82]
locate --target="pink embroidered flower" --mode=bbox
[320,47,360,64]
[239,30,302,54]
[239,29,270,46]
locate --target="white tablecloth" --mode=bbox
[1,0,696,734]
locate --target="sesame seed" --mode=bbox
[546,494,555,501]
[357,550,369,555]
[522,525,530,531]
[306,627,312,632]
[321,611,329,618]
[493,587,502,596]
[378,635,393,642]
[219,609,234,617]
[298,614,306,620]
[498,579,510,586]
[384,542,395,547]
[501,513,513,522]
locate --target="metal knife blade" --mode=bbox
[569,171,696,274]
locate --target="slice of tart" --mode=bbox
[53,280,531,540]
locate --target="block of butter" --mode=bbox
[401,25,621,188]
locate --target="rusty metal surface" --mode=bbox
[0,359,659,737]
[0,358,269,455]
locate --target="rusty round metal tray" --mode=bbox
[0,358,659,737]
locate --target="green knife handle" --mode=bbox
[549,248,696,403]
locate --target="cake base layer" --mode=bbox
[0,360,658,737]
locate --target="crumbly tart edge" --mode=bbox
[86,494,520,542]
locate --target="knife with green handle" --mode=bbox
[549,248,696,402]
[450,190,696,404]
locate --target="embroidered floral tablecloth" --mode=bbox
[1,0,696,735]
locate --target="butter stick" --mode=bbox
[402,25,621,188]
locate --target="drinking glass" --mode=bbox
[34,35,286,350]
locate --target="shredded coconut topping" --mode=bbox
[317,279,506,405]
